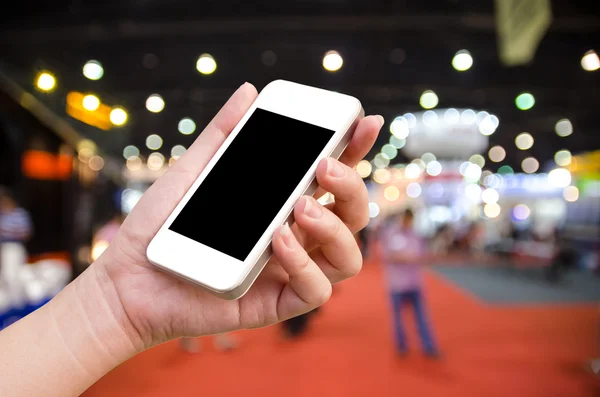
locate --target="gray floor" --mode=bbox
[431,265,600,304]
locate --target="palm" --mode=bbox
[99,83,381,347]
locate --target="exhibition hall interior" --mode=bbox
[0,0,599,396]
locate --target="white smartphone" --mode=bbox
[146,80,364,300]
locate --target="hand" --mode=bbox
[94,83,384,350]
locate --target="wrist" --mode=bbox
[49,259,144,375]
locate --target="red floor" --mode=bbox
[84,262,600,397]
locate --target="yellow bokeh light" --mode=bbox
[126,156,142,171]
[484,202,501,218]
[554,150,572,167]
[384,185,400,202]
[147,152,165,171]
[515,133,534,150]
[373,168,391,184]
[82,94,100,111]
[91,240,109,261]
[322,50,343,72]
[356,160,372,178]
[36,72,56,92]
[196,54,217,75]
[110,108,128,126]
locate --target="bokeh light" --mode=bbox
[452,50,473,71]
[521,157,539,174]
[469,154,485,168]
[581,50,600,71]
[373,153,390,169]
[465,184,482,202]
[488,146,506,163]
[481,188,499,204]
[109,108,128,126]
[381,144,398,160]
[146,134,163,150]
[390,116,410,139]
[356,160,372,178]
[498,165,514,175]
[419,90,439,109]
[405,163,421,179]
[147,152,165,170]
[555,119,573,137]
[389,135,406,149]
[36,72,56,92]
[373,168,391,184]
[88,155,104,171]
[83,60,104,80]
[515,133,534,150]
[323,50,343,72]
[123,145,140,160]
[91,240,109,262]
[513,204,531,221]
[548,168,571,188]
[146,94,165,113]
[368,202,380,218]
[443,108,460,124]
[126,156,142,171]
[426,161,442,176]
[484,203,501,218]
[478,115,499,136]
[461,109,476,124]
[464,163,482,183]
[406,183,422,198]
[82,94,100,111]
[563,186,579,202]
[484,173,501,189]
[196,54,217,74]
[515,92,535,110]
[421,152,436,164]
[384,185,401,201]
[178,118,196,135]
[554,150,572,166]
[403,113,417,127]
[171,145,187,158]
[422,110,438,127]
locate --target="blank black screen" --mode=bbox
[170,108,334,261]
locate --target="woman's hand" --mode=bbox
[0,83,382,397]
[94,83,383,350]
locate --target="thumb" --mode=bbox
[121,83,258,248]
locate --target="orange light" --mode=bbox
[66,91,113,130]
[22,150,73,180]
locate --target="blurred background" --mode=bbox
[1,0,599,396]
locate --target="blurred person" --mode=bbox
[429,224,454,256]
[378,209,440,358]
[0,187,32,286]
[0,84,384,396]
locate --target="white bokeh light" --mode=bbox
[406,183,422,198]
[548,168,572,188]
[390,117,410,139]
[146,94,165,113]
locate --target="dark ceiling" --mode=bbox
[1,0,599,173]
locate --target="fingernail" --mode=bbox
[303,197,323,219]
[376,115,385,127]
[280,222,295,250]
[327,158,346,178]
